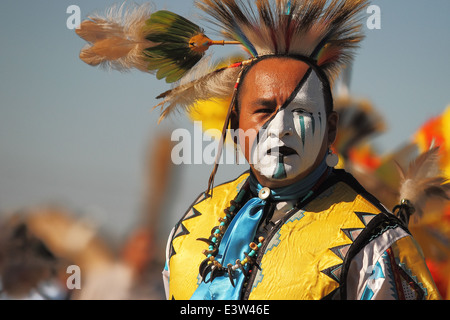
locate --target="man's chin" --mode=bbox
[250,166,306,186]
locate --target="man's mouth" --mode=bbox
[267,146,298,156]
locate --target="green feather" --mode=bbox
[143,10,205,83]
[164,68,188,84]
[146,58,174,71]
[156,55,200,82]
[148,10,200,33]
[156,64,177,80]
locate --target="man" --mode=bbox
[74,0,443,300]
[162,54,441,300]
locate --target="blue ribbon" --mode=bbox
[190,156,329,300]
[190,197,265,300]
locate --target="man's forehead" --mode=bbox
[244,57,311,86]
[239,57,326,111]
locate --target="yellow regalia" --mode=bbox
[165,169,441,300]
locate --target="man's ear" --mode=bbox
[327,111,338,146]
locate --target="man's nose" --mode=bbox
[267,109,293,138]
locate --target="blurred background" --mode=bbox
[0,0,449,299]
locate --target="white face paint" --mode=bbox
[250,71,327,181]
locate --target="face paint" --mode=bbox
[250,71,327,181]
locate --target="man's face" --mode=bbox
[235,57,332,187]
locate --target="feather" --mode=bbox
[143,10,207,83]
[77,4,241,83]
[187,54,247,134]
[195,0,368,83]
[143,10,240,82]
[76,2,155,73]
[396,147,450,220]
[153,56,246,122]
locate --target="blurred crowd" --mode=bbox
[0,132,175,300]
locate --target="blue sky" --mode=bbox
[0,0,449,247]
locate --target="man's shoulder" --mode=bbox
[210,170,251,192]
[175,170,250,224]
[330,169,391,214]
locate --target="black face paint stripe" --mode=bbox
[253,67,312,154]
[235,54,333,118]
[279,68,313,112]
[252,72,309,159]
[258,67,313,132]
[318,111,322,133]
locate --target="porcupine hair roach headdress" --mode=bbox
[76,0,369,195]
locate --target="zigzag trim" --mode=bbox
[321,211,380,283]
[169,207,202,259]
[321,264,344,283]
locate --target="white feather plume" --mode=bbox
[76,2,155,72]
[153,56,244,122]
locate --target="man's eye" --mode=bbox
[292,108,306,114]
[254,108,274,114]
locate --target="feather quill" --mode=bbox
[396,147,450,220]
[76,2,155,72]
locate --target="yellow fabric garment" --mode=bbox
[247,181,378,299]
[389,236,441,300]
[168,174,248,300]
[166,170,441,300]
